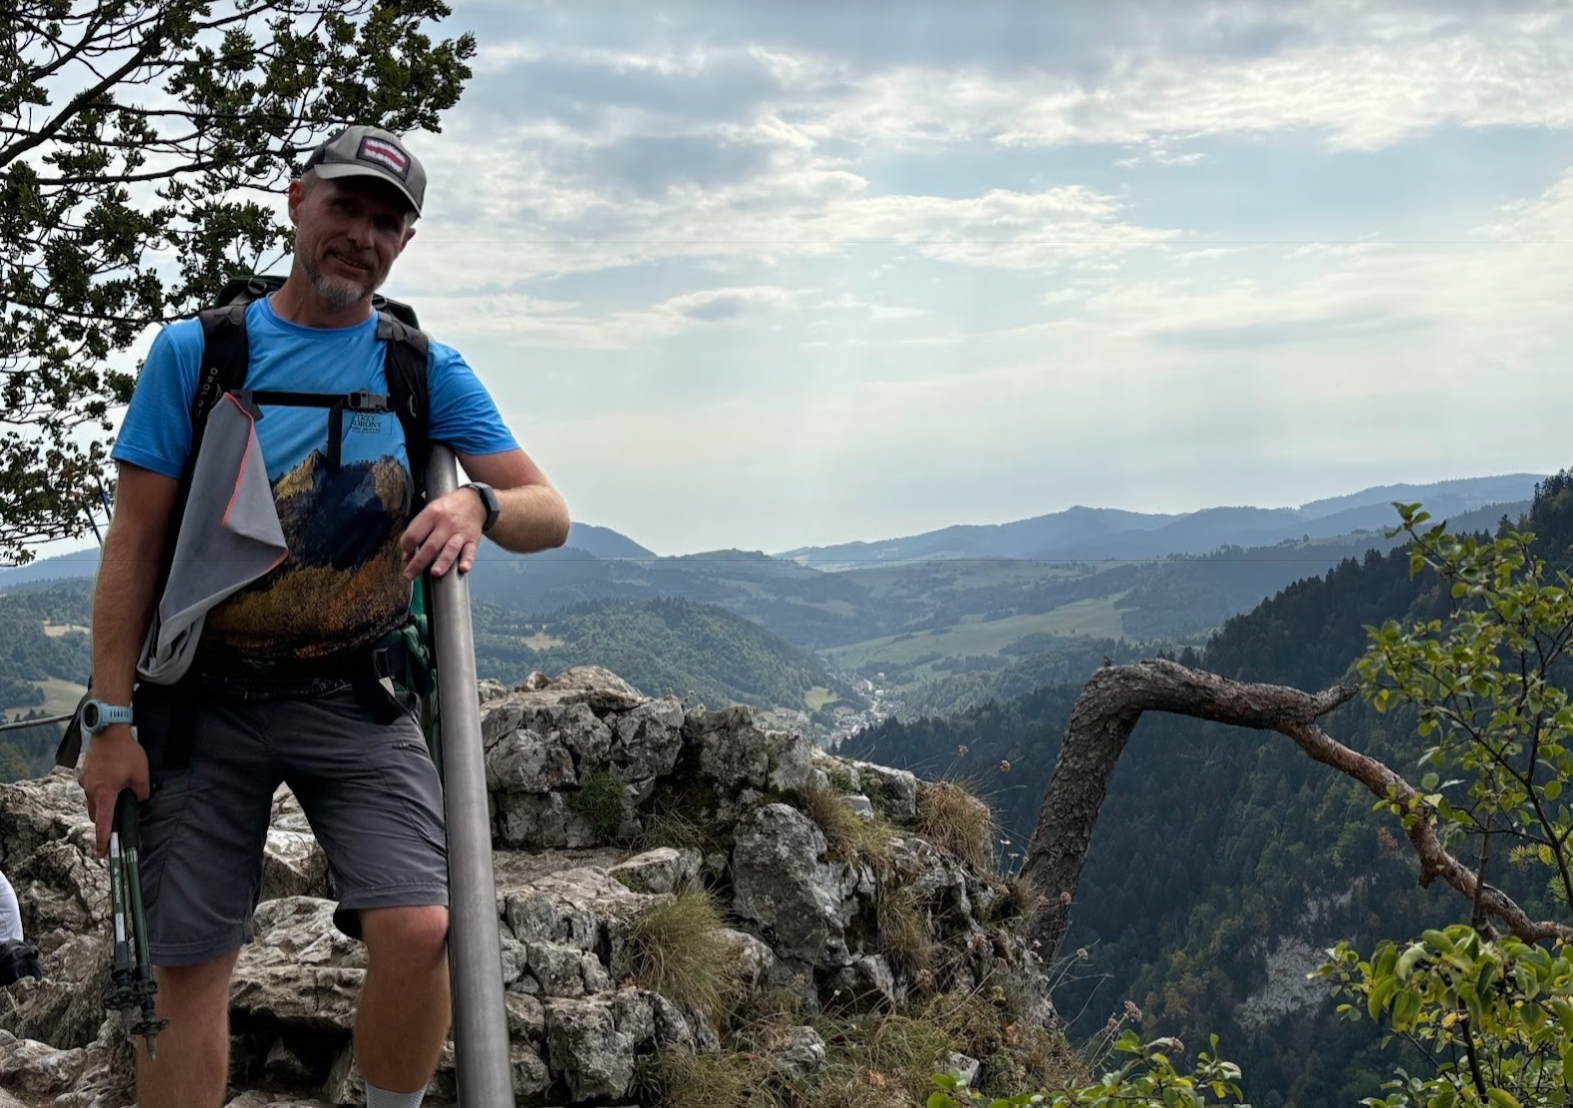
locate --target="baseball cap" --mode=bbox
[303,125,426,216]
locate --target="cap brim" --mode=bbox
[312,162,422,215]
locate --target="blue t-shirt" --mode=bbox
[113,296,518,673]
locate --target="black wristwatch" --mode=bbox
[461,482,500,533]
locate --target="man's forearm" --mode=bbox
[90,524,165,706]
[488,484,570,555]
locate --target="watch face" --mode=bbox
[83,703,100,729]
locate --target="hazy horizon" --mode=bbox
[20,468,1549,566]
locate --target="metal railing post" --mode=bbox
[425,443,516,1107]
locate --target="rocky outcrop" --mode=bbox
[0,666,1047,1107]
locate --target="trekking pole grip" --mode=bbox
[114,788,139,844]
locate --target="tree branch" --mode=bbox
[1020,658,1573,966]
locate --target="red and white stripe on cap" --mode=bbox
[360,136,409,178]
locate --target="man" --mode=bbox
[76,125,570,1108]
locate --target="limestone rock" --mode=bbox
[606,698,685,782]
[477,678,510,704]
[225,1093,336,1108]
[774,1025,827,1079]
[687,707,770,791]
[261,829,331,902]
[486,727,578,793]
[766,732,826,798]
[230,899,366,1033]
[843,794,875,819]
[0,932,111,1049]
[731,804,855,967]
[716,928,775,992]
[545,995,633,1102]
[264,1037,316,1084]
[944,1051,981,1087]
[829,954,899,1010]
[0,1029,88,1095]
[270,785,313,834]
[0,665,1054,1106]
[544,987,681,1103]
[606,847,700,895]
[846,761,919,822]
[496,791,601,849]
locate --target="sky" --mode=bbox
[63,1,1573,556]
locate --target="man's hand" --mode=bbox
[400,489,487,581]
[78,728,150,857]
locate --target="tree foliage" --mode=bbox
[1306,505,1573,1107]
[1,0,475,562]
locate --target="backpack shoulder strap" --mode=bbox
[190,301,253,469]
[377,310,432,505]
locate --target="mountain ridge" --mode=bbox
[780,473,1546,569]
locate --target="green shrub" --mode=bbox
[570,769,626,843]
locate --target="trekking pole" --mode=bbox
[425,443,515,1107]
[79,476,165,1054]
[103,789,168,1058]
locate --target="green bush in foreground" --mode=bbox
[927,1031,1244,1108]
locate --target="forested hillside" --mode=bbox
[470,595,860,725]
[0,579,93,779]
[0,592,856,784]
[842,478,1573,1107]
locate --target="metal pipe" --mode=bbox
[0,713,72,734]
[424,443,516,1108]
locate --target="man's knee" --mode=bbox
[361,905,449,963]
[154,950,241,1017]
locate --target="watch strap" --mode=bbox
[462,482,500,533]
[82,699,134,734]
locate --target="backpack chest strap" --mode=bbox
[233,389,393,472]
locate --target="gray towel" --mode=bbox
[136,394,288,685]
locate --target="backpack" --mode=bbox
[56,275,443,772]
[0,939,43,987]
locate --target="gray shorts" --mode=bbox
[136,682,448,967]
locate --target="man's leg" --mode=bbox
[354,905,452,1094]
[135,950,241,1108]
[281,685,452,1098]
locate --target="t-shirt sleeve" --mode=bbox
[426,342,520,456]
[111,321,203,479]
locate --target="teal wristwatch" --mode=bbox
[80,699,133,735]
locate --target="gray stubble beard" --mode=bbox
[306,254,384,308]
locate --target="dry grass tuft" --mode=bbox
[626,884,740,1022]
[801,786,895,871]
[640,1048,764,1108]
[643,981,1087,1108]
[875,884,935,979]
[916,779,998,871]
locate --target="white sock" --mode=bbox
[365,1080,424,1108]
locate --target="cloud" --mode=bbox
[766,4,1573,153]
[417,284,801,350]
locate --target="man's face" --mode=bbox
[289,174,417,309]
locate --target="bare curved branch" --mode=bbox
[1020,658,1573,965]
